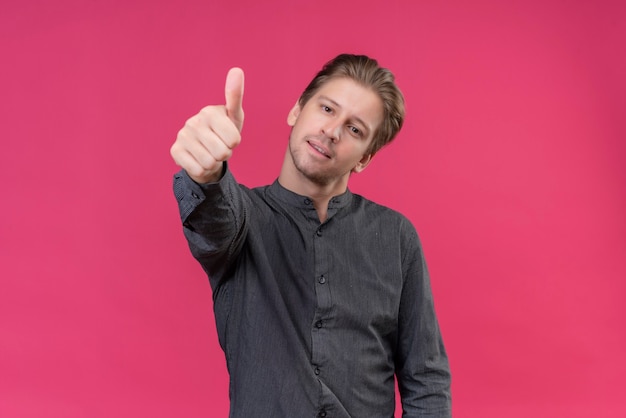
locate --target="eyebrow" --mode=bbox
[318,95,371,135]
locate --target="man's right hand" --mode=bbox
[170,68,245,184]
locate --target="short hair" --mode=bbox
[298,54,405,156]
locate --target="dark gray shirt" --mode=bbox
[173,167,451,418]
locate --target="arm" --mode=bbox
[170,68,247,288]
[173,167,248,289]
[396,223,452,417]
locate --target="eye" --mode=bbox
[349,126,362,136]
[321,105,332,113]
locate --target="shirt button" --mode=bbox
[316,229,322,237]
[315,320,323,329]
[314,367,320,375]
[304,198,312,205]
[191,192,200,199]
[318,275,326,284]
[318,410,327,418]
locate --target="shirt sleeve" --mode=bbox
[172,166,248,290]
[395,220,452,417]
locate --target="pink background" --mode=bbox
[1,0,625,417]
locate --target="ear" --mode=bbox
[287,102,301,126]
[352,153,373,173]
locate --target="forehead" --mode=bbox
[312,77,384,130]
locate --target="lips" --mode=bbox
[307,140,331,158]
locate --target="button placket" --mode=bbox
[311,216,332,395]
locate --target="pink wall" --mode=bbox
[1,1,625,416]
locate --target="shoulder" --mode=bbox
[349,193,421,246]
[216,166,270,204]
[351,193,415,228]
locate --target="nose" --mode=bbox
[321,120,341,142]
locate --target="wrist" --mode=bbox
[189,163,225,184]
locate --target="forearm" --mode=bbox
[398,348,452,418]
[396,225,452,417]
[173,167,248,286]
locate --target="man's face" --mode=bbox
[286,77,384,187]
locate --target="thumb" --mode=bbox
[225,67,245,132]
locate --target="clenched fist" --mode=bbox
[170,68,245,184]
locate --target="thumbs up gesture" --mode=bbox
[170,68,245,184]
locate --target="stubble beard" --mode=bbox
[288,135,337,186]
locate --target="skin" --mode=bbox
[279,77,383,221]
[170,68,245,185]
[170,69,384,223]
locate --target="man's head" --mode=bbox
[297,54,405,156]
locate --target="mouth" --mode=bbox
[307,141,331,158]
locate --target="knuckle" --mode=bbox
[195,151,215,169]
[214,147,232,162]
[185,115,201,130]
[199,105,221,119]
[170,143,178,158]
[225,132,241,149]
[176,127,188,141]
[170,142,184,161]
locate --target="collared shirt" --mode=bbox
[173,167,451,418]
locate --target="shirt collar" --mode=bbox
[268,179,353,211]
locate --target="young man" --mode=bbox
[171,54,452,417]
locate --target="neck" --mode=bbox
[278,150,348,223]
